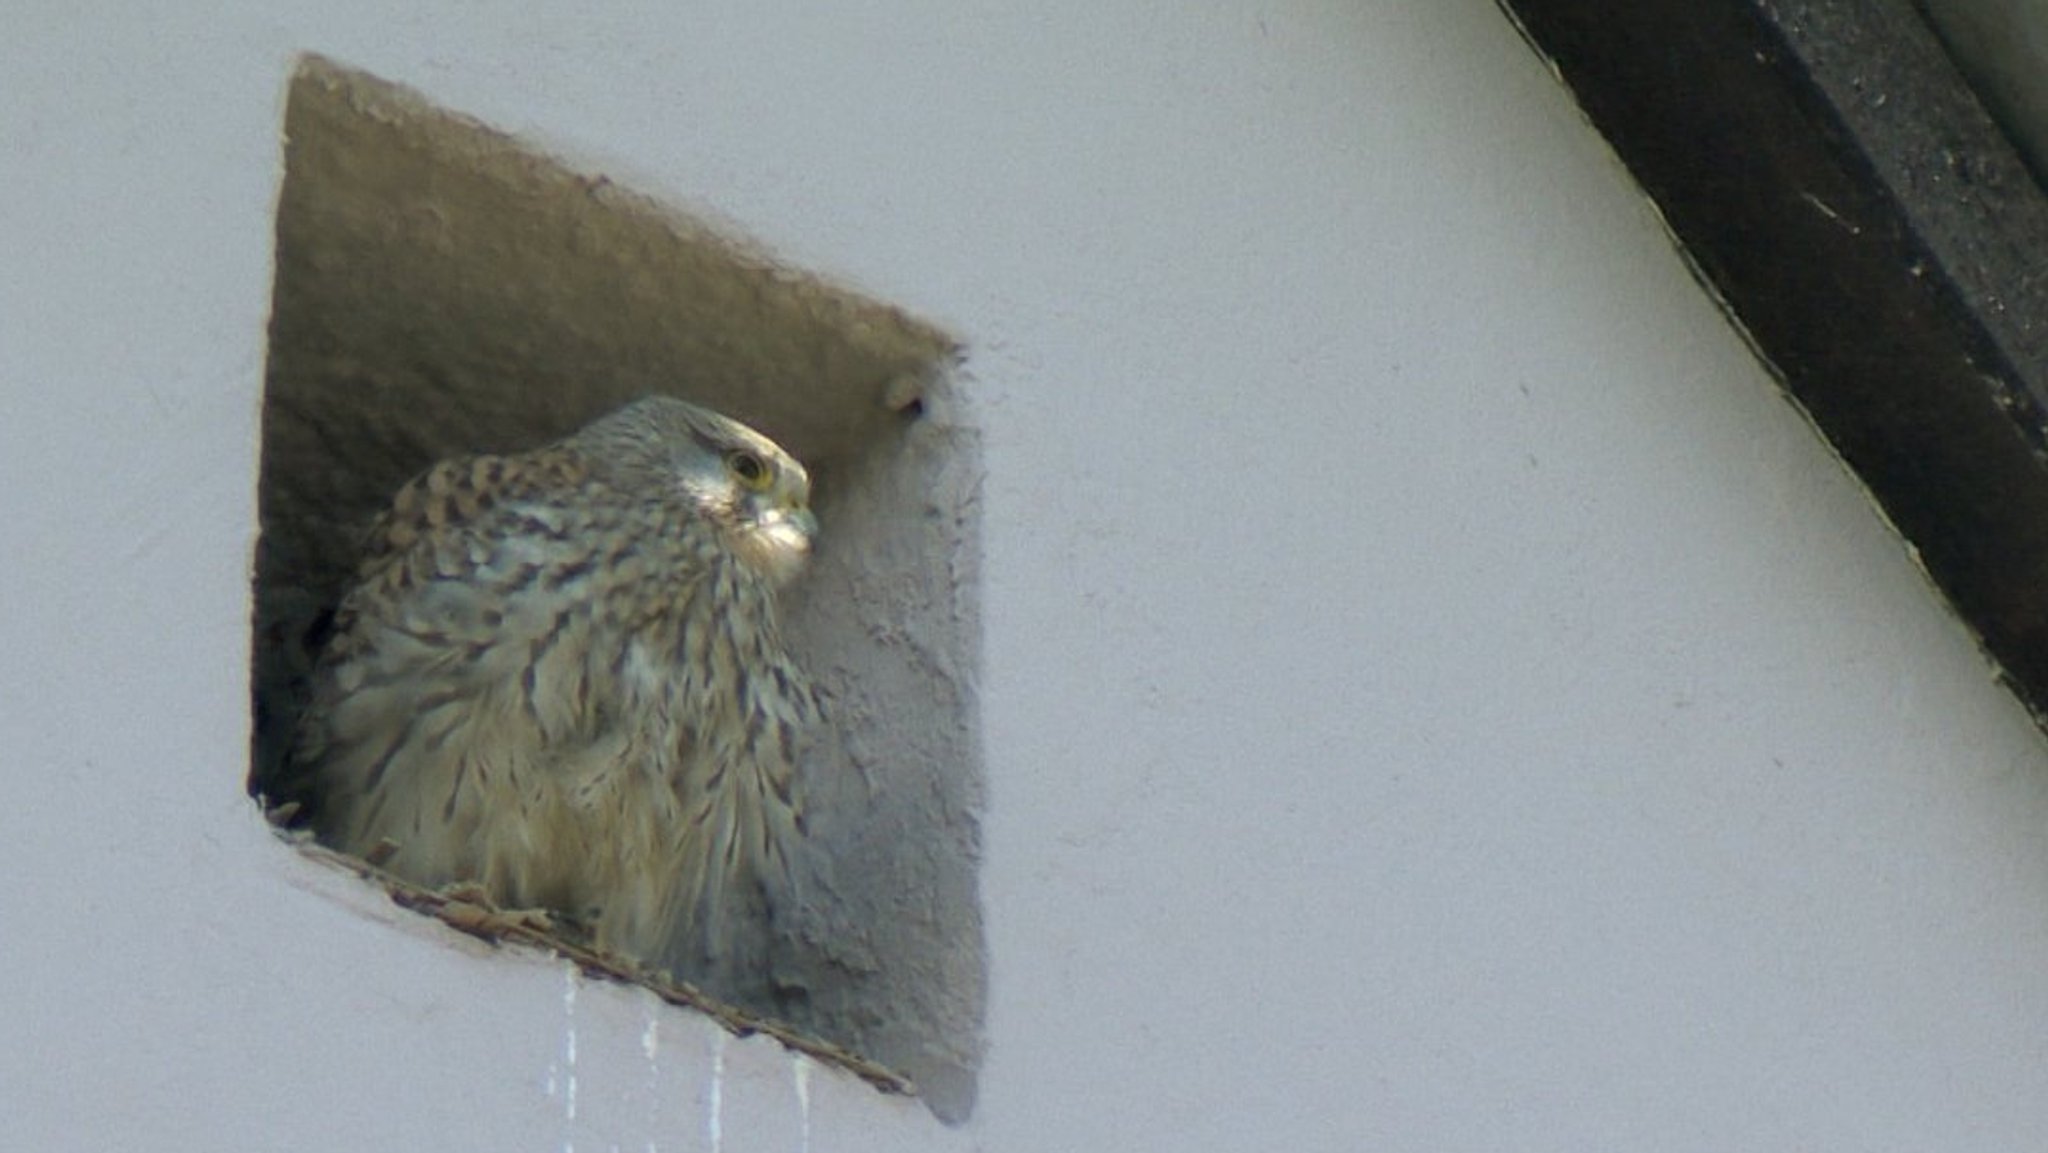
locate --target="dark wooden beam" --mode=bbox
[1494,0,2048,722]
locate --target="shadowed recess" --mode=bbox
[248,54,985,1123]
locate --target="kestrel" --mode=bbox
[280,396,822,976]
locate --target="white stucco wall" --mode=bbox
[8,2,2048,1149]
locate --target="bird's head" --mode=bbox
[577,396,818,586]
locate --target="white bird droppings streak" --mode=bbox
[793,1057,812,1153]
[642,1006,661,1153]
[563,966,580,1153]
[707,1029,726,1153]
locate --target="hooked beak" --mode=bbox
[784,506,819,544]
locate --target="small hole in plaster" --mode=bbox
[245,54,985,1123]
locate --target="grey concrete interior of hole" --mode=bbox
[247,56,986,1123]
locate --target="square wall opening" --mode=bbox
[247,55,984,1122]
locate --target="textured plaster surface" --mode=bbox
[9,2,2048,1150]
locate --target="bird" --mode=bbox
[278,395,824,979]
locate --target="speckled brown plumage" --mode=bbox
[280,396,822,976]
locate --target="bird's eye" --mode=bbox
[725,450,771,490]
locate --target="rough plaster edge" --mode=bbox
[276,826,919,1096]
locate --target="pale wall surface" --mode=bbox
[8,2,2048,1150]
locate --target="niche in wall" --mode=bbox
[246,54,985,1122]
